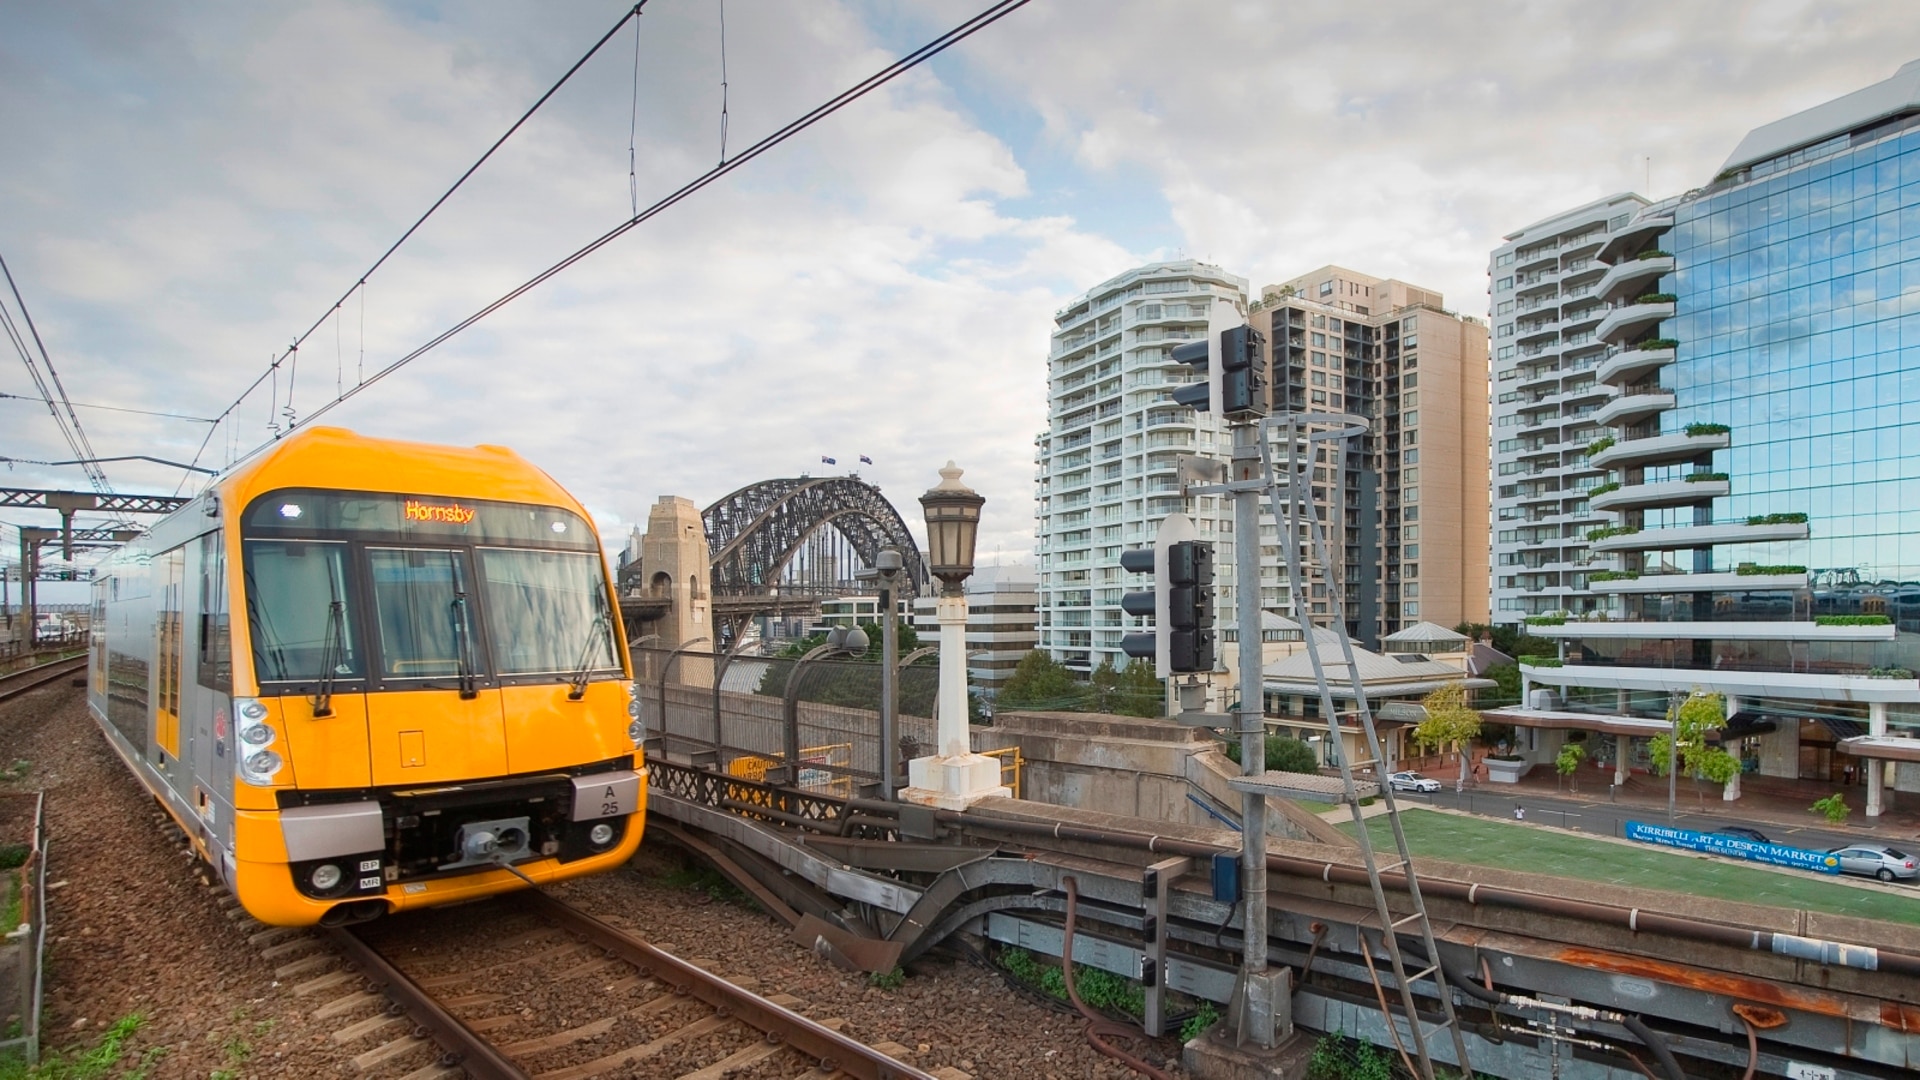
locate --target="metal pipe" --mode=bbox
[937,810,1920,979]
[1231,433,1267,986]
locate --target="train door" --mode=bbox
[363,547,508,786]
[188,531,235,834]
[154,548,185,770]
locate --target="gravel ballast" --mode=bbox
[1,683,1192,1078]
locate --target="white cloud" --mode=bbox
[2,0,1916,585]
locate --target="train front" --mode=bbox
[228,483,645,926]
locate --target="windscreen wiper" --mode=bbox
[452,593,478,699]
[567,585,614,701]
[312,599,345,718]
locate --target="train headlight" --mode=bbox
[627,719,645,746]
[589,823,615,847]
[240,749,283,785]
[310,863,343,892]
[627,697,641,719]
[239,723,273,747]
[238,699,269,722]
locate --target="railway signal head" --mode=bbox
[1219,324,1268,421]
[1118,513,1216,677]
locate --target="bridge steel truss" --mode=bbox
[703,477,930,602]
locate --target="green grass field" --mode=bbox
[1343,809,1920,927]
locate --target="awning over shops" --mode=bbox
[1722,710,1778,737]
[1480,705,1674,738]
[1837,735,1920,763]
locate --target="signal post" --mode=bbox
[1123,299,1291,1054]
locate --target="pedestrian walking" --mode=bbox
[1513,805,1525,821]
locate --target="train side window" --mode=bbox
[197,532,232,691]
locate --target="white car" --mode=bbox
[1388,771,1441,793]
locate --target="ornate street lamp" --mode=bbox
[919,462,985,596]
[903,462,1010,809]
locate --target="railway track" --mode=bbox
[278,890,940,1080]
[0,656,86,705]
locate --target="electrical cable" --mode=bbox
[717,0,729,163]
[180,1,655,486]
[0,391,216,424]
[219,0,1033,469]
[0,253,111,492]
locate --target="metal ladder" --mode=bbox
[1259,411,1473,1080]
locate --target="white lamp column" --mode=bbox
[902,462,1010,809]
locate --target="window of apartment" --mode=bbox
[1404,583,1419,598]
[1404,544,1419,559]
[1403,468,1418,484]
[1311,351,1325,366]
[1328,355,1341,371]
[1403,411,1417,426]
[1404,602,1419,616]
[1403,334,1417,348]
[1139,303,1162,319]
[1402,392,1417,408]
[1495,253,1515,268]
[1496,346,1515,360]
[1312,390,1327,404]
[1319,281,1334,297]
[1312,371,1327,386]
[1404,430,1417,446]
[1329,319,1344,333]
[1403,506,1418,521]
[1403,355,1416,369]
[1497,323,1514,338]
[1403,373,1418,389]
[1403,525,1419,540]
[1404,564,1418,578]
[1311,332,1327,347]
[1496,301,1514,315]
[1312,314,1326,328]
[1496,276,1513,291]
[1402,449,1418,465]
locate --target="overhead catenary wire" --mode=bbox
[0,391,216,424]
[239,0,1034,462]
[0,251,112,493]
[179,1,655,487]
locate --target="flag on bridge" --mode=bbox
[820,456,837,465]
[859,455,873,464]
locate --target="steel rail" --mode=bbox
[525,891,937,1080]
[0,657,86,705]
[328,925,530,1080]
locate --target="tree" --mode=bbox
[1555,741,1585,794]
[1088,658,1165,718]
[1411,682,1482,791]
[998,650,1090,712]
[1452,622,1552,660]
[1478,662,1522,708]
[1648,691,1739,807]
[1811,792,1850,825]
[1223,734,1320,774]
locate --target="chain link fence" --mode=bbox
[633,645,942,790]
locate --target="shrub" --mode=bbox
[1637,249,1674,260]
[1635,292,1677,304]
[1815,614,1891,626]
[1684,422,1731,436]
[1223,735,1321,774]
[1589,481,1621,497]
[1866,667,1915,680]
[1589,570,1639,582]
[1524,614,1566,626]
[1585,435,1615,457]
[1518,655,1563,668]
[1179,1002,1220,1042]
[1735,564,1805,576]
[1684,471,1728,483]
[1636,337,1679,351]
[1746,512,1808,525]
[1811,793,1850,825]
[1586,524,1640,542]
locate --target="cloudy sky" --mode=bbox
[4,0,1919,584]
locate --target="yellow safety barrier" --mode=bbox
[980,745,1024,799]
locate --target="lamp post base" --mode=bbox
[900,753,1011,810]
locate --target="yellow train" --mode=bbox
[89,427,645,926]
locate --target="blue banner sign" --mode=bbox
[1624,822,1840,875]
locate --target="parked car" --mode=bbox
[1388,771,1441,793]
[1827,845,1918,882]
[1714,826,1772,844]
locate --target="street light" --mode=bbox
[919,462,983,755]
[902,462,1010,809]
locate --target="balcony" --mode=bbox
[1595,213,1674,263]
[1597,345,1675,387]
[1596,300,1674,345]
[1528,619,1893,641]
[1589,520,1810,553]
[1597,255,1675,304]
[1592,389,1675,427]
[1590,476,1727,512]
[1519,663,1920,704]
[1589,430,1730,469]
[1585,570,1807,594]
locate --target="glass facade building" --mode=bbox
[1496,60,1920,816]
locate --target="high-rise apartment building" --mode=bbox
[1488,195,1655,621]
[1034,261,1245,673]
[1250,266,1490,641]
[1034,261,1488,672]
[1497,59,1920,813]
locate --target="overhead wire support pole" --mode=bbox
[1229,418,1272,1043]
